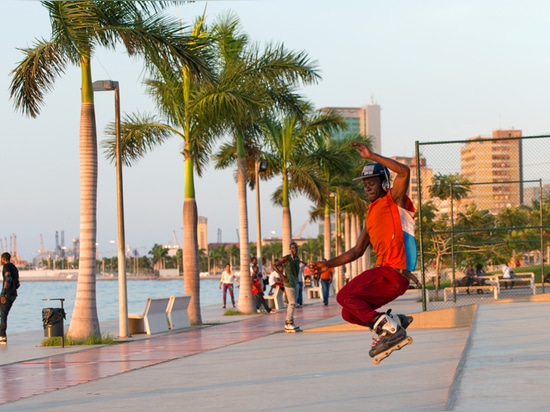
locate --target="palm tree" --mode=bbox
[209,244,228,275]
[429,173,472,218]
[149,243,169,271]
[10,1,209,339]
[262,108,347,254]
[101,15,226,324]
[209,14,321,313]
[226,244,240,269]
[103,12,306,320]
[314,134,364,261]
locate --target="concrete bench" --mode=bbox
[307,286,322,299]
[489,273,536,294]
[167,295,191,330]
[443,285,498,302]
[264,286,285,310]
[128,297,170,335]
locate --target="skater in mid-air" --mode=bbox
[310,141,419,363]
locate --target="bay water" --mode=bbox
[8,278,228,334]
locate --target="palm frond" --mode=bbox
[10,39,69,118]
[101,112,178,166]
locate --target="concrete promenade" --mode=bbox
[0,292,549,411]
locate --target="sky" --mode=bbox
[2,0,550,261]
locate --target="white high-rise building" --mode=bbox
[319,102,381,153]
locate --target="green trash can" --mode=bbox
[42,307,66,338]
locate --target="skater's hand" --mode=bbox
[0,296,5,304]
[351,141,373,159]
[218,284,221,290]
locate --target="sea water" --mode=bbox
[8,278,230,334]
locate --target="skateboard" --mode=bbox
[371,336,413,365]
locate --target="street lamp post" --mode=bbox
[330,191,342,292]
[256,159,267,271]
[92,80,129,338]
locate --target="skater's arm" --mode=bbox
[273,256,288,283]
[310,228,370,275]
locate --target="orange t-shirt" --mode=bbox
[320,267,333,280]
[366,191,411,269]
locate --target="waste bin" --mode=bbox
[42,307,66,338]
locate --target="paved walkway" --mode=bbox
[0,294,549,411]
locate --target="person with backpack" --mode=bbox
[1,252,19,344]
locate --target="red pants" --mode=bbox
[336,266,409,327]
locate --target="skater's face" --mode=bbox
[362,177,384,201]
[290,243,298,256]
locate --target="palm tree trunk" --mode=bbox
[344,212,351,281]
[350,214,358,279]
[68,99,100,339]
[324,204,331,260]
[281,170,292,254]
[236,156,253,313]
[183,153,201,325]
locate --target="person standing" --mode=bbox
[251,265,276,314]
[319,259,334,306]
[310,142,419,361]
[261,257,269,292]
[296,261,305,308]
[218,263,238,309]
[464,263,475,294]
[274,242,301,332]
[502,262,515,289]
[1,252,19,344]
[268,269,284,295]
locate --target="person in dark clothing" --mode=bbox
[1,252,19,344]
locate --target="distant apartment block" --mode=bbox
[391,156,433,207]
[319,103,381,153]
[198,216,208,251]
[523,184,550,206]
[460,129,522,214]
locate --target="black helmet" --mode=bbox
[353,163,390,183]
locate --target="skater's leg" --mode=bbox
[336,267,409,327]
[386,309,414,329]
[284,286,297,327]
[369,312,408,358]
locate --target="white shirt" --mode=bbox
[502,265,513,279]
[268,271,281,286]
[220,270,237,285]
[298,262,305,283]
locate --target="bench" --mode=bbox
[443,285,498,302]
[128,297,170,335]
[307,286,322,299]
[488,273,536,294]
[167,295,191,330]
[264,286,285,310]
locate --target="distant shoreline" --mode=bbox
[19,274,222,282]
